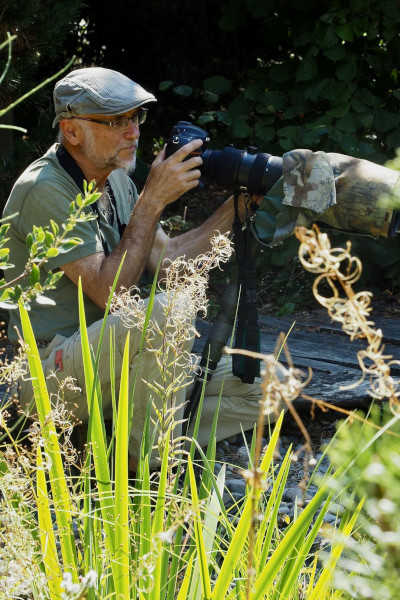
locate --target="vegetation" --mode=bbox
[2,4,400,598]
[2,214,400,599]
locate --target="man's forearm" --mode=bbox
[163,194,245,263]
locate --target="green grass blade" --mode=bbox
[139,455,152,556]
[36,445,63,599]
[251,484,331,600]
[188,463,226,600]
[188,455,212,600]
[307,498,364,600]
[77,279,115,555]
[149,435,170,600]
[176,552,195,600]
[211,410,285,600]
[274,495,332,600]
[114,332,131,598]
[19,302,78,576]
[255,449,292,570]
[83,467,97,600]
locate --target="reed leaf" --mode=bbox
[251,484,331,599]
[211,410,285,600]
[36,445,63,599]
[19,302,78,576]
[188,455,212,600]
[307,498,364,600]
[149,435,170,600]
[114,332,131,598]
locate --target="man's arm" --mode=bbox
[61,140,203,309]
[147,192,262,276]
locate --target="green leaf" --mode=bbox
[0,223,10,237]
[336,112,357,132]
[336,23,354,42]
[320,80,347,100]
[173,85,193,97]
[336,60,357,81]
[26,233,33,251]
[351,98,367,113]
[203,91,219,103]
[259,91,287,111]
[231,115,252,138]
[159,80,173,91]
[374,108,400,132]
[254,122,275,143]
[59,238,83,252]
[203,75,231,95]
[44,271,64,287]
[326,103,350,118]
[46,247,59,258]
[277,302,296,316]
[29,263,40,286]
[323,45,346,62]
[296,58,317,82]
[50,219,59,236]
[270,62,295,82]
[358,88,381,107]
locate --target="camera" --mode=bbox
[165,120,282,195]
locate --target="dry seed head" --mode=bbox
[295,224,400,408]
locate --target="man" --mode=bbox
[3,67,278,468]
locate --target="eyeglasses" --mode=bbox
[71,107,147,129]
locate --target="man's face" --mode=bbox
[76,109,140,174]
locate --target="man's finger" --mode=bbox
[168,138,203,162]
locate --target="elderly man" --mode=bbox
[3,67,275,468]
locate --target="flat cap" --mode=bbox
[52,67,156,127]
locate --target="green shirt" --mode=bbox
[3,144,138,343]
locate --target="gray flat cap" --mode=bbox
[52,67,156,127]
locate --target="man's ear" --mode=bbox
[59,119,82,146]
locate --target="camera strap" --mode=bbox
[231,192,261,384]
[56,144,125,256]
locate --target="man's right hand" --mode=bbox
[141,138,203,208]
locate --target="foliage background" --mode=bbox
[2,0,400,310]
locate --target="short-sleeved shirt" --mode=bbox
[3,144,138,343]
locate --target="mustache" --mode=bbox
[120,142,138,151]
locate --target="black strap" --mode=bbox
[231,192,261,384]
[56,144,126,255]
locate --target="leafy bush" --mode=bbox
[328,405,400,599]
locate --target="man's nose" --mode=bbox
[125,122,140,138]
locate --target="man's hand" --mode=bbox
[141,139,203,209]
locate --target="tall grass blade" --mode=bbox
[114,332,131,599]
[19,302,78,576]
[176,552,195,600]
[77,280,115,555]
[36,445,63,599]
[255,449,292,570]
[251,484,331,599]
[273,494,331,600]
[188,455,212,600]
[149,435,170,600]
[211,410,285,600]
[307,498,364,600]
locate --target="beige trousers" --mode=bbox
[18,293,277,466]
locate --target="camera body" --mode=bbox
[165,121,210,158]
[165,120,282,195]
